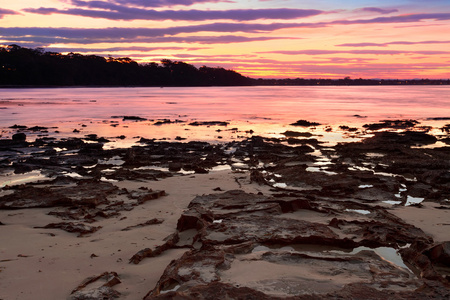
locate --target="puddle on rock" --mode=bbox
[331,246,412,272]
[0,170,51,188]
[98,155,125,166]
[345,209,371,215]
[251,244,413,273]
[306,167,338,176]
[405,196,425,206]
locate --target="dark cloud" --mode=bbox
[337,42,389,47]
[72,0,231,8]
[24,5,323,21]
[4,11,450,46]
[0,8,19,18]
[45,46,209,53]
[4,13,450,44]
[330,13,450,25]
[356,7,399,14]
[0,23,314,43]
[337,40,450,47]
[0,36,277,46]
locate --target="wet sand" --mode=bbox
[1,120,449,299]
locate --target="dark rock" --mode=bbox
[121,218,164,231]
[0,186,72,209]
[9,124,27,129]
[153,119,185,126]
[168,162,182,172]
[427,242,450,266]
[202,216,340,246]
[250,170,266,185]
[188,121,229,126]
[12,132,26,142]
[12,163,33,174]
[28,126,49,132]
[363,119,419,130]
[146,249,226,297]
[122,116,147,121]
[35,222,102,237]
[193,166,208,174]
[146,282,281,300]
[131,189,166,204]
[282,131,313,137]
[0,180,119,209]
[339,125,358,132]
[70,271,121,300]
[129,232,180,264]
[290,119,321,127]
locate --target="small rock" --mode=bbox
[12,132,26,142]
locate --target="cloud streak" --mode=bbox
[23,6,324,21]
[356,7,399,14]
[0,23,315,42]
[72,0,231,8]
[337,40,450,47]
[5,12,450,44]
[262,49,450,55]
[329,13,450,25]
[0,8,19,18]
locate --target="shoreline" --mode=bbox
[1,120,449,299]
[1,80,450,89]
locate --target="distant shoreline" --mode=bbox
[1,78,449,89]
[1,45,449,87]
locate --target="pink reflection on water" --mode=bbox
[1,86,449,145]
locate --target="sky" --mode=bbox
[1,0,450,79]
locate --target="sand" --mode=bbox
[0,170,270,299]
[1,171,447,299]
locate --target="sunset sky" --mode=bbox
[1,0,450,79]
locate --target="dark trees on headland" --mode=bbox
[0,45,252,87]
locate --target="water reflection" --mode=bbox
[1,86,449,145]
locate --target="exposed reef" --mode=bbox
[1,119,449,299]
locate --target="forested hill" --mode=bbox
[0,45,252,86]
[1,45,449,86]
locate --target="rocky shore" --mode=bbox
[0,119,449,299]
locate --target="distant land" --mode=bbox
[1,45,449,87]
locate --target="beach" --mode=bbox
[1,116,449,299]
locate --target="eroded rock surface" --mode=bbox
[1,119,449,299]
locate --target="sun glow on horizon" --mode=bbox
[1,0,449,79]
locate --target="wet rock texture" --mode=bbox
[1,119,449,299]
[145,189,448,299]
[70,271,121,299]
[143,121,449,299]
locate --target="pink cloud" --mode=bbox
[0,8,19,18]
[261,49,450,55]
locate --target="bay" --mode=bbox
[1,86,449,146]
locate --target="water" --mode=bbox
[1,86,449,146]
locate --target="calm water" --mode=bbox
[1,86,449,146]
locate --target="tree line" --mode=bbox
[0,45,252,86]
[1,45,448,86]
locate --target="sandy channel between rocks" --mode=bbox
[0,170,269,300]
